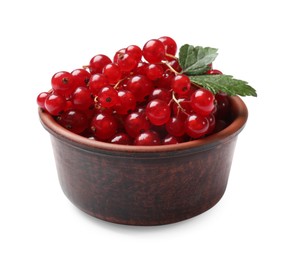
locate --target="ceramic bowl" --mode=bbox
[39,96,248,225]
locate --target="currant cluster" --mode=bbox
[37,36,231,146]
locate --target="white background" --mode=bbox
[1,0,289,259]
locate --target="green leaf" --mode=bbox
[189,74,257,97]
[179,44,218,75]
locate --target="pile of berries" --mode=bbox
[37,36,231,145]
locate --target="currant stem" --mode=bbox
[165,53,178,60]
[171,91,189,116]
[113,78,125,90]
[164,61,181,75]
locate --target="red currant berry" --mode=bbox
[37,92,49,110]
[165,116,185,137]
[110,133,132,145]
[190,88,215,116]
[214,93,230,120]
[71,68,91,88]
[162,135,179,145]
[71,86,93,111]
[133,62,149,75]
[145,63,164,80]
[134,130,161,146]
[97,86,119,108]
[185,114,209,139]
[171,98,194,120]
[158,36,177,60]
[44,92,66,116]
[167,59,182,72]
[171,74,191,95]
[126,45,142,61]
[181,100,196,116]
[88,54,112,74]
[114,90,136,115]
[88,73,109,96]
[51,71,75,96]
[206,69,223,75]
[102,63,122,84]
[149,88,171,103]
[63,100,74,111]
[124,112,150,138]
[146,99,171,126]
[116,53,138,73]
[113,48,126,63]
[136,106,146,115]
[57,109,89,134]
[142,39,166,63]
[155,72,174,89]
[126,75,153,102]
[91,113,118,141]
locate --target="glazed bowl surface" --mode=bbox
[39,96,248,225]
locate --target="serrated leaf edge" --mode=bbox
[189,75,257,97]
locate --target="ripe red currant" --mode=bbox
[162,135,179,145]
[110,133,132,145]
[145,63,164,80]
[71,68,91,88]
[155,72,174,89]
[102,63,122,85]
[37,92,49,110]
[114,90,136,115]
[89,54,112,74]
[126,75,153,102]
[214,93,229,120]
[113,48,126,63]
[167,59,182,72]
[185,114,209,139]
[146,99,171,126]
[57,109,89,134]
[134,61,149,75]
[158,36,177,60]
[97,86,119,108]
[44,92,66,116]
[142,39,166,63]
[190,88,215,116]
[51,71,75,97]
[149,88,171,103]
[124,112,150,138]
[165,116,185,137]
[71,86,93,111]
[134,130,161,146]
[88,73,109,96]
[116,53,139,73]
[206,69,223,75]
[171,74,191,95]
[171,98,194,120]
[91,113,119,141]
[126,45,142,61]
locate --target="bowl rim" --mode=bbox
[39,96,248,153]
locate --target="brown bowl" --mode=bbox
[39,96,248,226]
